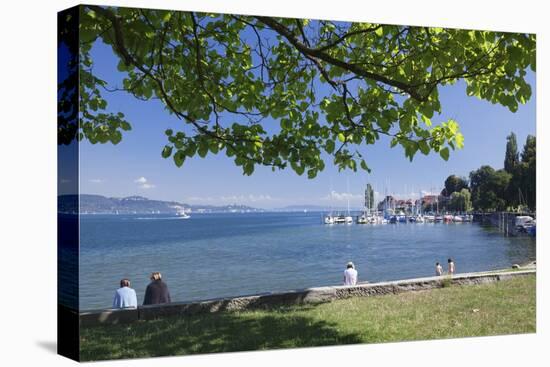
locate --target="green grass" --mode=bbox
[80,275,536,361]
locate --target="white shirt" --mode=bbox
[344,268,358,285]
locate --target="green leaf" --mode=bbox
[173,150,186,167]
[455,133,464,149]
[243,161,254,175]
[198,144,208,158]
[291,161,305,175]
[326,140,335,154]
[280,118,292,130]
[440,147,450,161]
[418,140,430,155]
[421,115,431,127]
[209,141,220,154]
[358,160,370,173]
[162,145,172,158]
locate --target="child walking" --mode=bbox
[435,262,443,276]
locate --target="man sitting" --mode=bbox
[343,262,358,286]
[112,278,138,309]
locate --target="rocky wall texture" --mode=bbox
[80,269,535,327]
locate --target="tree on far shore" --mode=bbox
[470,166,511,211]
[504,132,520,207]
[448,188,472,212]
[445,133,535,212]
[441,175,469,197]
[520,135,536,210]
[365,183,374,210]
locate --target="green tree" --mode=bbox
[521,135,536,162]
[504,132,520,207]
[520,135,536,210]
[504,132,519,173]
[469,166,511,211]
[448,188,472,212]
[441,175,469,197]
[59,6,536,177]
[365,183,374,210]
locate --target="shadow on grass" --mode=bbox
[81,307,363,361]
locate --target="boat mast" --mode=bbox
[346,177,351,215]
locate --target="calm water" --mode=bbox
[79,212,535,310]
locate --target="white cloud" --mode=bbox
[185,194,277,205]
[385,190,441,200]
[89,179,103,184]
[134,177,155,189]
[321,190,363,202]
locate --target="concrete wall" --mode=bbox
[80,269,535,327]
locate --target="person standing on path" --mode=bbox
[343,262,358,286]
[448,258,455,275]
[435,262,443,276]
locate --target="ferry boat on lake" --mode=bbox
[177,209,190,219]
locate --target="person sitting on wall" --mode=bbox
[143,272,172,305]
[343,262,358,286]
[112,278,138,309]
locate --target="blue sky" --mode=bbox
[74,33,536,209]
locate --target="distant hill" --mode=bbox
[58,194,262,214]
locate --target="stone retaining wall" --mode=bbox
[80,269,535,327]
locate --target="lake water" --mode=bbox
[78,212,536,310]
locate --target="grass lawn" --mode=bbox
[80,274,535,361]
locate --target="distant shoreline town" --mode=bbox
[53,193,460,214]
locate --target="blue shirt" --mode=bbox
[112,286,138,309]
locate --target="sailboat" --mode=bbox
[344,178,353,224]
[324,179,336,224]
[324,215,335,224]
[357,185,370,224]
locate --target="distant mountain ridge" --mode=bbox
[58,194,262,214]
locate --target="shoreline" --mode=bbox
[78,258,538,312]
[79,266,536,327]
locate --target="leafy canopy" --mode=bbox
[442,174,469,196]
[60,6,536,178]
[469,165,512,211]
[504,132,519,173]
